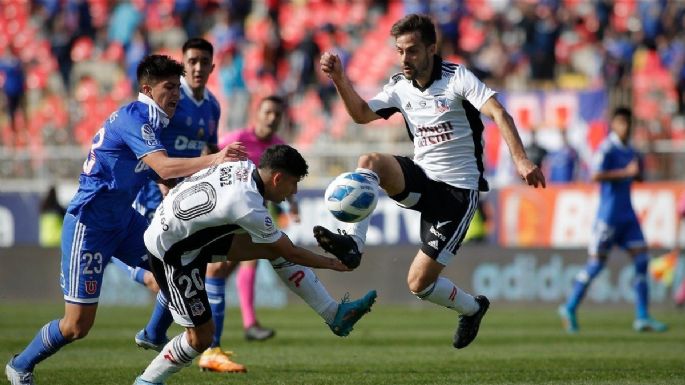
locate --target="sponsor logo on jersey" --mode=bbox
[190,298,206,316]
[436,220,451,229]
[435,97,450,113]
[219,166,233,186]
[405,101,412,110]
[85,280,98,295]
[141,124,160,147]
[415,121,454,147]
[134,159,151,173]
[428,240,439,249]
[174,135,206,151]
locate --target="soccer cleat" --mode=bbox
[244,324,275,341]
[557,305,579,334]
[327,290,377,337]
[453,295,490,349]
[313,226,362,269]
[133,376,164,385]
[633,318,667,332]
[134,329,169,352]
[5,357,34,385]
[198,348,247,373]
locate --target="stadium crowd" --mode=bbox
[0,0,684,181]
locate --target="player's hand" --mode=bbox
[214,141,247,164]
[516,158,546,188]
[624,159,640,178]
[330,258,351,272]
[320,52,343,81]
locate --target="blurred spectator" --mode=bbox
[107,1,143,46]
[0,47,27,147]
[286,31,321,95]
[546,129,579,183]
[521,3,561,85]
[39,185,65,247]
[220,44,249,129]
[125,26,150,93]
[524,129,547,169]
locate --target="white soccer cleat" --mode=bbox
[5,358,35,385]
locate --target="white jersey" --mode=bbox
[368,57,495,191]
[144,160,281,264]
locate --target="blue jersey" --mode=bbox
[67,93,168,230]
[135,77,220,215]
[593,132,639,223]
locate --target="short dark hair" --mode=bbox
[136,55,185,86]
[259,144,308,180]
[182,37,214,57]
[390,14,436,46]
[260,95,285,107]
[613,106,632,122]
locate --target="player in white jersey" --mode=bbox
[316,14,546,349]
[133,145,377,385]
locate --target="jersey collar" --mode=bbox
[411,55,442,91]
[137,93,170,127]
[181,76,209,106]
[252,168,265,197]
[609,132,628,148]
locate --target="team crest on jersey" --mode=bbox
[264,216,273,229]
[435,98,450,113]
[85,280,98,295]
[197,127,205,138]
[141,124,159,146]
[235,167,249,182]
[190,298,206,316]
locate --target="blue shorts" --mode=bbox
[588,216,646,256]
[60,208,149,304]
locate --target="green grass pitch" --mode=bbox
[1,303,683,384]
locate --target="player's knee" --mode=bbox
[357,153,384,173]
[407,274,434,295]
[60,320,93,340]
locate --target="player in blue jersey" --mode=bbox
[5,54,247,385]
[558,106,667,333]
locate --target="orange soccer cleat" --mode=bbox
[198,347,247,373]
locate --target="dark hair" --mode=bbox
[182,37,214,57]
[260,95,285,107]
[259,144,308,180]
[390,14,436,46]
[136,55,185,87]
[612,106,632,122]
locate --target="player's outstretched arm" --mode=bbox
[320,51,380,124]
[480,97,546,188]
[267,234,350,272]
[142,142,247,180]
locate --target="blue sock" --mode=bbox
[12,319,69,372]
[206,277,226,348]
[132,267,147,286]
[566,259,604,312]
[144,292,173,342]
[634,253,649,320]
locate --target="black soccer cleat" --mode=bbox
[453,295,490,349]
[313,226,362,269]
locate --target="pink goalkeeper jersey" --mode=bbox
[219,127,286,165]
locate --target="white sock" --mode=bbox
[340,167,379,252]
[270,258,338,323]
[413,277,479,315]
[140,332,200,383]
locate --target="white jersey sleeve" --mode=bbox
[234,191,282,244]
[449,66,496,111]
[368,74,403,119]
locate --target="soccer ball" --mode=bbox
[324,172,378,223]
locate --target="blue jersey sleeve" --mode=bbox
[119,107,166,159]
[592,142,612,173]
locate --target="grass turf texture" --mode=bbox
[1,303,683,385]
